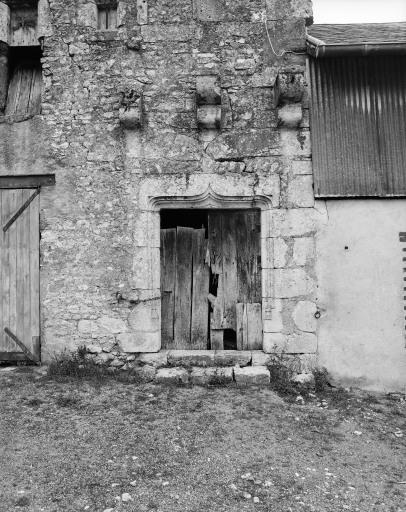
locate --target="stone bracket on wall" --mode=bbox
[119,89,143,129]
[196,76,222,130]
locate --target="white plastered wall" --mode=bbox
[316,199,406,391]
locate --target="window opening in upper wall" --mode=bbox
[7,0,39,46]
[4,46,42,122]
[97,2,118,30]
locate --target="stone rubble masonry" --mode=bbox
[0,0,325,360]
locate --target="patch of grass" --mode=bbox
[47,346,111,383]
[266,352,299,396]
[55,392,80,408]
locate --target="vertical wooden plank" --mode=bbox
[19,67,33,116]
[236,303,245,350]
[249,210,262,302]
[210,329,224,351]
[236,212,250,304]
[221,212,238,331]
[30,191,40,357]
[208,212,224,349]
[1,191,10,352]
[109,8,117,29]
[190,228,209,349]
[16,189,25,350]
[28,66,42,117]
[174,227,194,348]
[0,191,3,352]
[22,189,32,354]
[246,303,262,350]
[236,210,261,302]
[8,190,17,346]
[160,228,176,348]
[5,66,21,116]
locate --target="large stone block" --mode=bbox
[128,299,160,332]
[261,237,274,269]
[292,237,315,266]
[287,333,317,353]
[214,350,251,367]
[273,238,288,268]
[292,300,317,332]
[136,351,168,368]
[272,268,315,298]
[234,366,270,386]
[117,331,160,353]
[263,299,283,333]
[131,246,164,285]
[155,367,189,384]
[280,129,311,159]
[98,316,128,334]
[266,0,313,20]
[167,350,215,367]
[133,365,157,382]
[286,175,314,208]
[292,159,312,175]
[251,351,273,366]
[190,367,233,385]
[263,332,287,353]
[270,209,317,237]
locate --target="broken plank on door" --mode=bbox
[246,303,262,350]
[236,303,248,350]
[160,228,176,348]
[174,226,194,348]
[210,329,224,350]
[220,212,238,330]
[208,212,224,332]
[236,302,262,350]
[236,210,261,303]
[191,228,209,349]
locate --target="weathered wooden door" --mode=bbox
[160,210,262,350]
[0,189,40,362]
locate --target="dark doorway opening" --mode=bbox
[160,209,262,351]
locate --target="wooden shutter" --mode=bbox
[5,61,42,120]
[98,6,117,30]
[0,189,40,362]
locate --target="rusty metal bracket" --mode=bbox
[3,188,40,233]
[4,327,40,364]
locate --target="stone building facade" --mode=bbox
[1,0,405,390]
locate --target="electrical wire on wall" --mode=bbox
[264,18,307,57]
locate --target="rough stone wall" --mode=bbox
[1,0,327,364]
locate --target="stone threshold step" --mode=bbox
[154,365,271,386]
[136,350,273,368]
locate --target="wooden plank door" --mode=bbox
[0,189,40,362]
[208,210,262,350]
[161,226,209,349]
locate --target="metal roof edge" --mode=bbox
[306,39,406,57]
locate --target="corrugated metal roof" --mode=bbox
[307,22,406,57]
[308,23,406,45]
[309,55,406,197]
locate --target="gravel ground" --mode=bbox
[0,367,405,512]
